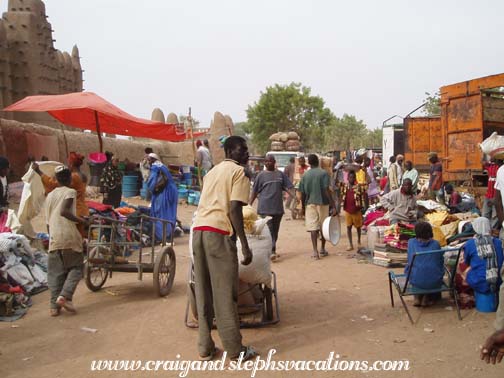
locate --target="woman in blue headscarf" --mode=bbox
[147,153,178,241]
[463,217,503,294]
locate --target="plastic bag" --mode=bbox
[480,132,504,157]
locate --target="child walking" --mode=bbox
[340,170,365,251]
[45,165,88,316]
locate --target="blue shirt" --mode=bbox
[253,170,293,215]
[464,237,503,293]
[405,239,444,289]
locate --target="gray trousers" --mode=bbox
[48,250,83,309]
[260,214,282,253]
[192,230,242,357]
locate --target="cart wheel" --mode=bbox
[153,246,176,297]
[85,247,109,291]
[263,286,274,321]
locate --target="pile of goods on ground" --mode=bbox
[269,131,301,151]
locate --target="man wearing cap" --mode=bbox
[428,152,444,204]
[45,165,89,316]
[33,152,89,236]
[146,153,178,241]
[0,157,10,211]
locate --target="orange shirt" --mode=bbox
[41,172,89,217]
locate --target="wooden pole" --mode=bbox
[188,107,203,188]
[94,110,103,153]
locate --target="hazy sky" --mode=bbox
[3,0,504,129]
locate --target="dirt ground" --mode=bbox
[0,199,502,378]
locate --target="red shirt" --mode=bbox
[485,163,499,199]
[344,187,359,214]
[449,192,462,206]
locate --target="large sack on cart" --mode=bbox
[480,132,504,158]
[236,218,272,288]
[189,218,272,287]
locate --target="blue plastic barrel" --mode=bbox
[178,188,188,200]
[122,176,138,198]
[192,191,200,205]
[475,291,497,312]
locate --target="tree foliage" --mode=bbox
[323,114,366,151]
[422,91,441,116]
[244,82,380,154]
[244,83,335,153]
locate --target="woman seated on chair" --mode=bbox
[462,217,503,295]
[405,221,443,307]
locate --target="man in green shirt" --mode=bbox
[299,154,336,259]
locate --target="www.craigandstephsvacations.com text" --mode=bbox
[90,349,410,377]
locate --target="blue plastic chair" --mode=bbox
[388,247,463,324]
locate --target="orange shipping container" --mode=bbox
[405,73,504,182]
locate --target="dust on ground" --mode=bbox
[0,199,501,378]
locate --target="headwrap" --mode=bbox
[148,153,161,161]
[68,152,84,168]
[472,217,499,292]
[0,156,9,170]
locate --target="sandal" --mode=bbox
[320,250,329,257]
[311,254,320,260]
[232,346,258,362]
[199,347,221,361]
[50,308,60,317]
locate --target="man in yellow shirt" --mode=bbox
[192,136,257,361]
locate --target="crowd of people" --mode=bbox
[1,140,504,364]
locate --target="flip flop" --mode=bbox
[232,346,258,362]
[320,250,329,257]
[311,254,320,260]
[199,347,222,361]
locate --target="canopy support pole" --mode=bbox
[94,110,103,152]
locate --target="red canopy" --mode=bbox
[3,92,204,143]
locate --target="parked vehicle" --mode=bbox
[404,73,504,182]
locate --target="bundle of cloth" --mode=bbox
[383,223,415,251]
[0,233,47,294]
[0,233,48,321]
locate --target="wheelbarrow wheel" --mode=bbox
[153,246,176,297]
[263,286,274,321]
[85,263,109,291]
[85,247,109,291]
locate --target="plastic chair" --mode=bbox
[388,247,462,324]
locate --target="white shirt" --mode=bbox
[197,146,212,171]
[495,165,504,206]
[45,186,83,252]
